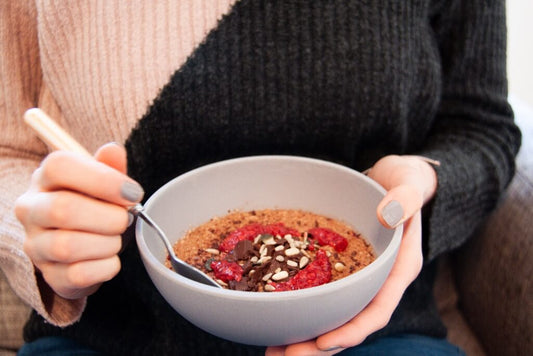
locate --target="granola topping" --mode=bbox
[172,209,375,291]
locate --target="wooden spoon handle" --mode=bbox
[24,108,92,157]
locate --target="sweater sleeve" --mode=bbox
[419,0,521,261]
[0,0,85,326]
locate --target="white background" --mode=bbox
[507,0,533,107]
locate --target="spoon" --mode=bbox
[24,108,223,289]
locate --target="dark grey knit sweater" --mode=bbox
[24,0,521,355]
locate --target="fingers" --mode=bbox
[368,155,437,228]
[38,255,121,300]
[24,229,122,265]
[94,142,128,174]
[265,215,423,355]
[265,346,285,356]
[14,142,139,300]
[265,155,434,355]
[16,190,130,235]
[377,184,423,228]
[35,150,143,207]
[17,191,127,300]
[314,213,423,351]
[266,343,344,356]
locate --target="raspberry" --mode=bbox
[210,260,244,282]
[270,250,331,291]
[263,223,299,238]
[218,223,300,252]
[308,227,348,252]
[218,223,264,252]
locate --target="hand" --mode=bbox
[265,155,438,356]
[15,143,144,300]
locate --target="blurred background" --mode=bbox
[507,0,533,109]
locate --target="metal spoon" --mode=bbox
[128,204,221,287]
[24,108,222,289]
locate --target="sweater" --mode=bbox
[0,0,521,355]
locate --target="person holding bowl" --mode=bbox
[1,0,520,355]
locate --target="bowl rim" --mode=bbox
[135,155,402,300]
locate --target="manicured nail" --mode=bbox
[127,212,134,227]
[121,181,144,202]
[322,345,343,352]
[381,200,404,228]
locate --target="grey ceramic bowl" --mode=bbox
[135,156,402,346]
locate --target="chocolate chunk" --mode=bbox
[229,277,254,291]
[241,260,253,274]
[234,239,255,260]
[267,260,283,274]
[265,245,275,255]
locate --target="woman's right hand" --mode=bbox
[15,143,144,300]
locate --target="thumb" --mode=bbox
[94,142,128,174]
[368,155,437,229]
[376,184,423,228]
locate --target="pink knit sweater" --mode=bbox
[0,0,235,327]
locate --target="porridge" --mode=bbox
[171,209,375,291]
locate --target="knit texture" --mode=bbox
[127,1,444,197]
[1,0,521,355]
[0,0,238,328]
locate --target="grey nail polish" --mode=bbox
[127,212,134,227]
[121,181,144,202]
[323,345,343,352]
[381,200,404,228]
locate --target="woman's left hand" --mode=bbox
[265,155,438,356]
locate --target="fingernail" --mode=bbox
[322,345,343,352]
[127,212,134,227]
[381,200,404,228]
[121,181,144,202]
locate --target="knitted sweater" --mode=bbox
[0,0,520,355]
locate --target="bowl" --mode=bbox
[135,155,402,346]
